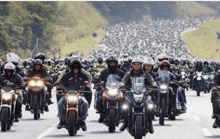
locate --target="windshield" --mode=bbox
[131,77,146,94]
[106,74,120,89]
[158,70,170,82]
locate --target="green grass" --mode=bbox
[52,1,107,58]
[183,19,220,61]
[60,27,105,57]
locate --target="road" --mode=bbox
[1,87,220,139]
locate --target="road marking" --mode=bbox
[192,115,200,121]
[202,128,212,136]
[37,123,58,139]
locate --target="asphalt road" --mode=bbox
[1,87,220,139]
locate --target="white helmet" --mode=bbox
[143,57,155,66]
[131,58,142,65]
[6,53,20,65]
[4,62,16,75]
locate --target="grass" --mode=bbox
[183,19,220,61]
[52,1,107,58]
[60,27,105,58]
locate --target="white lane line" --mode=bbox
[37,123,58,139]
[192,115,200,121]
[202,128,212,136]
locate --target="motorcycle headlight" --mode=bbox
[29,81,35,86]
[68,95,78,102]
[36,81,43,86]
[122,104,128,110]
[148,103,154,109]
[181,72,185,75]
[204,75,208,80]
[133,94,144,103]
[160,84,167,90]
[108,89,118,97]
[2,93,12,100]
[197,77,201,80]
[197,73,202,77]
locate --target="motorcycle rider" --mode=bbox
[26,59,52,111]
[0,62,25,122]
[96,56,125,123]
[57,59,89,131]
[120,58,157,133]
[94,57,106,72]
[143,57,157,79]
[203,60,213,73]
[120,58,132,73]
[56,57,93,106]
[211,70,220,128]
[34,53,53,104]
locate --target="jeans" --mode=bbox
[58,96,89,122]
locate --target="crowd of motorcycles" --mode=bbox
[0,16,220,139]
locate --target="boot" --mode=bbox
[80,119,87,131]
[119,122,127,131]
[213,120,217,128]
[25,105,30,111]
[98,114,105,123]
[44,105,49,112]
[57,122,65,129]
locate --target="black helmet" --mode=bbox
[160,60,170,70]
[23,60,28,67]
[34,59,42,66]
[34,53,46,63]
[98,57,103,65]
[106,56,118,64]
[69,59,83,70]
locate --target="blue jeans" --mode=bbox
[58,96,89,122]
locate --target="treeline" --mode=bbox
[0,2,107,59]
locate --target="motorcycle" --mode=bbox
[0,81,19,132]
[99,74,124,132]
[25,76,49,120]
[155,70,178,125]
[60,82,90,136]
[122,77,154,139]
[193,71,204,96]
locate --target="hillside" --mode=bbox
[92,1,219,25]
[183,19,220,61]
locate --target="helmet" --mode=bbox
[34,53,46,62]
[160,60,170,70]
[98,57,103,65]
[6,53,20,66]
[34,59,43,66]
[143,57,154,66]
[106,56,118,63]
[203,60,209,65]
[47,59,53,66]
[23,60,28,67]
[44,59,48,65]
[69,59,83,71]
[131,58,142,65]
[4,62,16,76]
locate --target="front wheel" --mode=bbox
[1,108,9,132]
[34,95,39,120]
[159,99,166,125]
[68,111,76,136]
[135,115,142,139]
[197,90,200,96]
[108,108,116,133]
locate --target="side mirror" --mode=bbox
[23,77,28,81]
[54,82,60,86]
[3,80,9,84]
[84,81,89,85]
[185,78,190,82]
[119,82,125,87]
